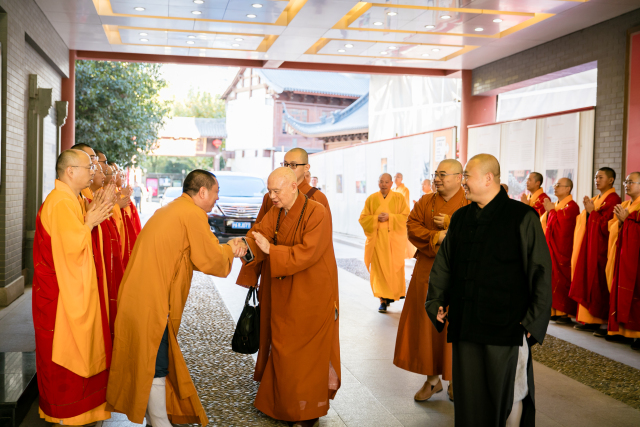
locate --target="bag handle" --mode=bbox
[244,286,258,307]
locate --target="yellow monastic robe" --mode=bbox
[394,183,417,258]
[359,191,409,300]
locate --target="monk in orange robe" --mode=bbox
[570,167,621,336]
[106,170,246,426]
[360,173,409,312]
[393,172,417,258]
[520,172,550,216]
[240,167,340,427]
[33,150,115,425]
[606,172,640,349]
[108,161,135,266]
[413,178,432,205]
[394,159,468,402]
[541,178,580,323]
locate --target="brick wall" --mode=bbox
[0,0,68,288]
[472,9,640,195]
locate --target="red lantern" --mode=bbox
[212,139,222,148]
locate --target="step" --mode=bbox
[0,352,38,427]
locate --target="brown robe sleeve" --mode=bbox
[407,194,442,258]
[236,193,273,287]
[186,209,234,277]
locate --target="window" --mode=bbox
[289,108,308,122]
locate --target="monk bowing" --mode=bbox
[106,170,246,426]
[239,167,340,427]
[360,173,409,313]
[541,178,580,323]
[394,159,468,402]
[520,172,550,216]
[570,167,621,336]
[606,172,640,349]
[33,150,114,425]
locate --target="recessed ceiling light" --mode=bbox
[373,21,383,26]
[387,12,397,16]
[345,44,354,48]
[388,46,398,50]
[338,49,346,53]
[432,48,440,52]
[191,10,202,15]
[232,43,240,47]
[252,3,263,8]
[235,38,244,41]
[194,0,204,4]
[493,18,503,23]
[422,53,430,57]
[475,27,484,32]
[134,7,145,11]
[380,51,388,55]
[188,35,196,39]
[425,25,435,29]
[139,32,148,36]
[247,14,257,18]
[441,15,451,20]
[140,38,149,42]
[199,53,206,56]
[187,41,195,44]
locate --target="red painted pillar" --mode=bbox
[60,50,76,151]
[459,70,497,165]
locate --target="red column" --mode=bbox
[61,50,77,151]
[459,70,497,164]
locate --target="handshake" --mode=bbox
[228,237,249,258]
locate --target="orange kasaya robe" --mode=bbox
[242,193,341,422]
[106,194,234,426]
[393,187,468,379]
[359,191,409,301]
[607,197,640,338]
[569,188,621,324]
[33,180,112,425]
[541,195,580,317]
[528,188,551,217]
[394,183,417,258]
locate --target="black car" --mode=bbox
[208,172,266,242]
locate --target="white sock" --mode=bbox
[146,377,173,427]
[506,399,523,427]
[426,375,440,386]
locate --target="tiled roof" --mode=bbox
[255,69,369,98]
[283,94,369,137]
[159,117,226,139]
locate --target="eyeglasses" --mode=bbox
[89,155,99,161]
[623,180,640,185]
[98,159,107,164]
[462,174,472,181]
[71,164,97,171]
[431,172,461,180]
[280,162,307,169]
[553,184,570,188]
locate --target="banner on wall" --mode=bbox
[542,113,580,202]
[503,120,536,199]
[468,124,501,159]
[432,128,457,165]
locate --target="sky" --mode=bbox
[158,64,239,102]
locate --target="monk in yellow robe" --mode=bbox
[33,150,114,425]
[360,173,409,313]
[394,160,468,402]
[240,168,340,427]
[394,172,417,258]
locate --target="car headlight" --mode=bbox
[212,204,224,216]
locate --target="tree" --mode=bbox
[172,88,225,118]
[141,156,214,174]
[75,61,171,167]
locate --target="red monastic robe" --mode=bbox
[129,201,142,235]
[528,188,551,217]
[121,207,138,268]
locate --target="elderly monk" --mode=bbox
[541,178,580,324]
[106,170,246,427]
[606,172,640,348]
[33,150,114,425]
[426,154,551,427]
[413,179,432,205]
[520,172,550,216]
[240,167,340,427]
[393,173,416,258]
[394,159,468,402]
[569,167,621,336]
[360,173,409,313]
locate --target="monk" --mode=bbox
[108,162,136,266]
[394,159,468,402]
[606,172,640,349]
[33,150,114,425]
[106,170,246,427]
[240,167,340,427]
[520,172,550,216]
[360,173,409,313]
[304,170,312,185]
[541,178,580,323]
[393,173,416,258]
[413,178,432,205]
[570,167,621,337]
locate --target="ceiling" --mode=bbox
[37,0,640,71]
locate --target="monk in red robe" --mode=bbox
[541,177,580,323]
[520,172,550,216]
[240,167,340,427]
[607,172,640,349]
[394,159,468,402]
[570,167,621,336]
[109,161,135,267]
[33,150,114,425]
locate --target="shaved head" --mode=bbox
[269,167,297,185]
[438,159,463,174]
[268,167,299,210]
[183,170,217,196]
[435,159,463,197]
[283,148,310,185]
[56,149,85,178]
[380,173,392,181]
[464,154,502,207]
[598,167,616,181]
[554,177,573,199]
[531,172,543,185]
[559,177,573,191]
[467,154,500,180]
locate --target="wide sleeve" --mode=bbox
[236,194,272,287]
[407,196,441,258]
[358,197,378,237]
[186,209,234,278]
[389,195,409,233]
[424,214,455,333]
[519,210,553,345]
[242,209,278,267]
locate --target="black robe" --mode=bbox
[426,188,552,427]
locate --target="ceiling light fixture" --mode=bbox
[441,15,451,20]
[194,0,205,4]
[380,51,388,55]
[187,41,195,44]
[188,35,196,38]
[422,53,429,57]
[232,43,240,47]
[425,24,435,29]
[338,49,346,53]
[191,10,202,15]
[199,53,206,56]
[388,46,398,50]
[373,21,383,26]
[140,38,149,42]
[139,32,148,36]
[235,38,244,41]
[493,18,503,23]
[474,27,483,32]
[387,12,397,16]
[432,48,440,52]
[134,7,145,11]
[252,3,263,8]
[247,14,257,18]
[345,44,354,48]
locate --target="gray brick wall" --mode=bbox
[473,9,640,195]
[0,0,68,287]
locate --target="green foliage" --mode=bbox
[172,88,225,118]
[141,156,214,174]
[75,60,171,168]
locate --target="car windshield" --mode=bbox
[164,187,182,197]
[216,175,266,197]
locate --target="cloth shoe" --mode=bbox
[574,323,600,332]
[604,334,635,344]
[550,315,559,321]
[555,316,573,324]
[414,379,443,401]
[447,381,453,402]
[290,418,319,427]
[632,339,640,351]
[593,328,608,338]
[378,299,388,313]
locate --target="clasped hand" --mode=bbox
[433,213,447,229]
[543,198,555,213]
[228,238,248,258]
[614,204,629,223]
[377,212,389,222]
[583,196,595,214]
[85,183,116,229]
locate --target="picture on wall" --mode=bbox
[544,169,575,202]
[336,174,343,194]
[507,170,531,199]
[356,180,367,194]
[381,158,388,173]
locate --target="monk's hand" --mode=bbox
[520,193,528,204]
[228,239,247,258]
[436,306,448,324]
[437,229,448,244]
[584,196,595,214]
[433,214,447,229]
[543,198,555,213]
[85,194,112,229]
[252,231,270,254]
[614,205,629,223]
[117,194,131,209]
[378,212,389,222]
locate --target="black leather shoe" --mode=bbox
[632,339,640,351]
[604,334,634,344]
[593,328,608,338]
[555,316,573,324]
[550,315,559,321]
[574,323,600,331]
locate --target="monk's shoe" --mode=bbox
[414,379,443,401]
[448,382,454,402]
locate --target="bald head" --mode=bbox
[467,154,501,180]
[379,173,393,195]
[283,148,310,185]
[464,154,501,207]
[269,167,297,185]
[438,159,463,174]
[380,173,392,181]
[624,172,640,199]
[56,149,86,178]
[554,177,573,199]
[286,148,308,164]
[268,167,299,211]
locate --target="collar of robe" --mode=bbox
[555,195,573,210]
[474,186,509,223]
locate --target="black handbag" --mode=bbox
[232,286,260,354]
